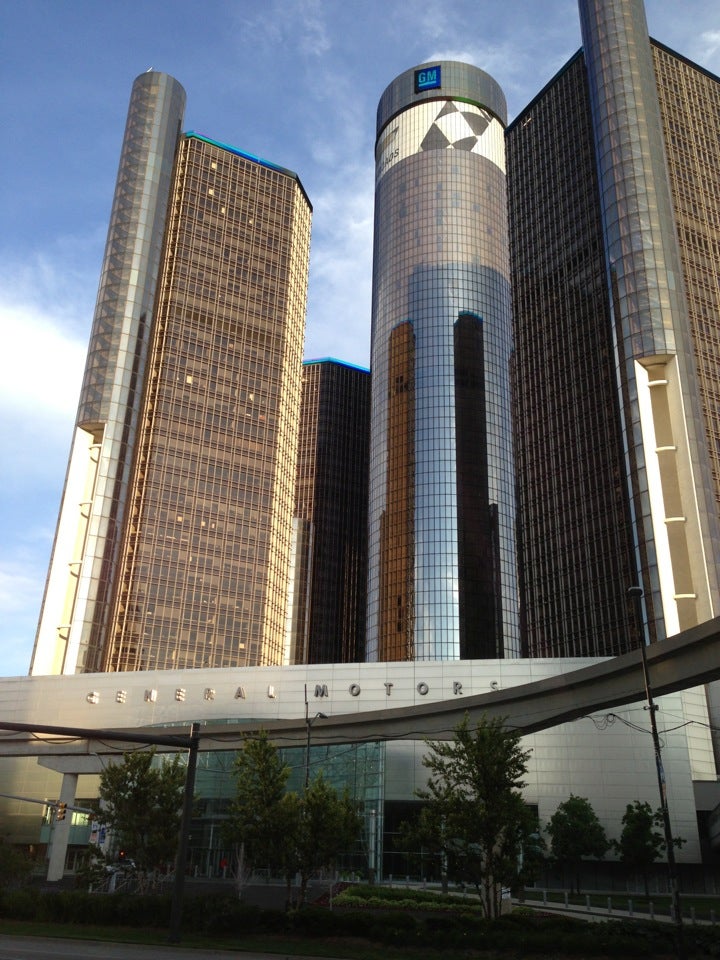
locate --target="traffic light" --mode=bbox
[56,802,67,821]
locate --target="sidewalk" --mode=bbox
[0,935,350,960]
[515,896,716,926]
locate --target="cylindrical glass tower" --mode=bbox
[31,72,186,675]
[366,61,519,662]
[579,0,720,636]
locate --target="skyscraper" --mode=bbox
[287,359,370,664]
[508,0,720,658]
[31,73,312,675]
[367,62,520,662]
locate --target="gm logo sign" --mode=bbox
[415,65,441,93]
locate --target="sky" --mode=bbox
[1,0,719,678]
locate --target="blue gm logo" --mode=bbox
[415,65,441,93]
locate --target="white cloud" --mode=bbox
[301,65,371,168]
[0,556,48,677]
[0,241,97,677]
[296,0,332,57]
[0,301,85,419]
[645,2,720,72]
[305,162,374,366]
[0,255,90,421]
[698,29,720,67]
[426,30,577,120]
[233,0,331,57]
[0,562,42,616]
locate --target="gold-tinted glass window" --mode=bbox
[291,360,370,664]
[104,135,311,671]
[653,44,720,515]
[507,55,639,657]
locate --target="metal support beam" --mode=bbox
[169,721,199,944]
[628,586,684,936]
[47,771,78,881]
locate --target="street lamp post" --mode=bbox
[627,586,683,932]
[304,686,327,789]
[169,721,200,944]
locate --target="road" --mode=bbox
[0,936,349,960]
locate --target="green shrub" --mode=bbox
[0,841,33,889]
[511,904,536,916]
[289,906,346,937]
[180,896,286,937]
[366,910,420,945]
[589,920,714,959]
[421,912,488,949]
[78,892,126,926]
[5,885,717,958]
[0,887,39,920]
[336,887,482,915]
[333,909,375,938]
[27,890,170,928]
[113,893,170,927]
[338,883,456,905]
[36,891,86,924]
[184,895,246,935]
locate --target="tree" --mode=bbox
[408,714,532,918]
[518,824,547,892]
[224,734,362,907]
[89,749,186,884]
[546,794,609,894]
[398,801,453,893]
[289,774,363,907]
[224,732,294,886]
[0,838,33,889]
[614,800,685,896]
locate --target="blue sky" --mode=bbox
[1,0,719,678]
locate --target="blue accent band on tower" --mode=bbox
[184,132,312,209]
[303,357,370,373]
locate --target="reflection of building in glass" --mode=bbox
[31,73,312,675]
[508,0,720,659]
[367,62,520,662]
[287,359,370,664]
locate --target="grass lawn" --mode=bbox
[0,914,705,960]
[0,919,509,960]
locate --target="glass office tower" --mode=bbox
[367,62,520,661]
[31,75,312,674]
[287,359,370,664]
[508,0,720,658]
[32,72,186,675]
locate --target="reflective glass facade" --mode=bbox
[653,40,720,576]
[578,0,720,638]
[192,741,384,879]
[288,360,370,664]
[508,0,720,657]
[32,76,312,675]
[104,135,311,671]
[508,55,639,657]
[367,62,520,661]
[32,72,186,675]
